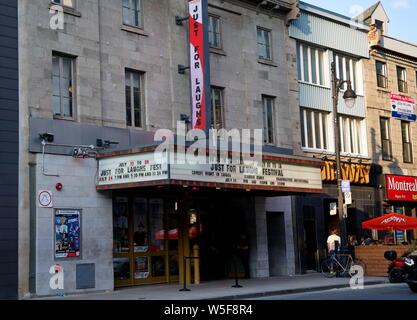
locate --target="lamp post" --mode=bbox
[331,62,357,247]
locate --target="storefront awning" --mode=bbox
[96,144,324,193]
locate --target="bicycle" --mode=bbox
[321,253,367,278]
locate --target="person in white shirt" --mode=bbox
[327,230,341,273]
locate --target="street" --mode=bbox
[250,283,417,300]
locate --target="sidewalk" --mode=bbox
[32,272,388,300]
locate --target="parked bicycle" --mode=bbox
[321,253,367,278]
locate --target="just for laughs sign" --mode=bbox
[189,0,210,130]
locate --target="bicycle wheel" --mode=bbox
[348,259,367,277]
[321,258,337,278]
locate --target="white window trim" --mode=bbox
[297,42,327,87]
[300,108,330,152]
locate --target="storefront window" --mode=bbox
[133,198,148,253]
[113,198,129,253]
[134,256,149,279]
[149,199,165,252]
[114,257,130,281]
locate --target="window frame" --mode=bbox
[296,42,326,87]
[334,53,358,92]
[300,108,329,151]
[210,86,225,130]
[257,27,272,61]
[51,0,75,8]
[380,117,393,161]
[125,69,145,129]
[262,95,276,145]
[208,15,222,50]
[122,0,143,29]
[401,121,413,164]
[397,66,408,93]
[52,54,76,120]
[339,116,364,156]
[375,60,388,89]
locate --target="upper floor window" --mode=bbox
[257,28,272,60]
[123,0,142,28]
[208,15,221,49]
[211,87,224,129]
[375,20,384,32]
[402,121,413,163]
[52,54,75,119]
[51,0,74,7]
[296,43,325,86]
[262,96,275,144]
[339,116,363,155]
[125,70,144,128]
[376,61,387,88]
[334,54,357,92]
[397,66,407,93]
[300,108,328,150]
[380,117,392,161]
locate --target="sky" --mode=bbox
[303,0,417,44]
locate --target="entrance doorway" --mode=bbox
[266,212,287,276]
[303,220,318,271]
[113,196,180,286]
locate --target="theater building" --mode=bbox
[15,0,331,298]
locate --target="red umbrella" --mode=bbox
[362,213,417,231]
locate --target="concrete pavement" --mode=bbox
[31,272,388,300]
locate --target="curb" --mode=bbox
[204,280,389,300]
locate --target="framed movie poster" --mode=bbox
[55,209,81,259]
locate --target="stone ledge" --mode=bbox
[257,58,278,68]
[121,24,149,37]
[49,2,81,17]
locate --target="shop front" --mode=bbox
[383,174,417,244]
[96,144,324,286]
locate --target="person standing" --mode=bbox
[327,229,341,273]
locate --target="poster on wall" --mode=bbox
[55,209,81,259]
[391,94,416,121]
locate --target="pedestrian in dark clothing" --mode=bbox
[236,233,250,279]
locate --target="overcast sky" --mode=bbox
[303,0,417,44]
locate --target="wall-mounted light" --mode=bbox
[39,132,55,143]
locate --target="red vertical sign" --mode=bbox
[189,0,206,130]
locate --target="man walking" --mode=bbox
[327,229,341,274]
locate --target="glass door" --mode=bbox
[113,196,180,287]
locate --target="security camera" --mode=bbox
[378,184,383,190]
[39,132,54,143]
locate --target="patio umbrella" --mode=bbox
[362,213,417,231]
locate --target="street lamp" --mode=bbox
[331,62,357,247]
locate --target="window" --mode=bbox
[339,116,363,155]
[402,121,413,163]
[376,61,387,88]
[51,0,74,7]
[375,20,384,32]
[334,54,358,91]
[296,43,325,86]
[257,28,272,60]
[125,70,144,128]
[300,108,328,150]
[211,87,224,129]
[262,96,275,144]
[52,54,75,119]
[123,0,142,28]
[380,117,392,161]
[208,15,221,49]
[397,66,407,93]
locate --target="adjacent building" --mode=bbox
[0,0,19,300]
[289,2,381,272]
[359,2,417,243]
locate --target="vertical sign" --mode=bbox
[189,0,211,130]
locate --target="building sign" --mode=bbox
[386,174,417,201]
[55,209,81,259]
[38,190,53,208]
[391,94,416,121]
[98,153,169,186]
[341,180,351,193]
[189,0,210,130]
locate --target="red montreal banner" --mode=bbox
[386,174,417,201]
[189,0,206,130]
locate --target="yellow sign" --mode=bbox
[321,161,371,184]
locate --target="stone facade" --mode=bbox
[18,0,302,298]
[364,47,417,176]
